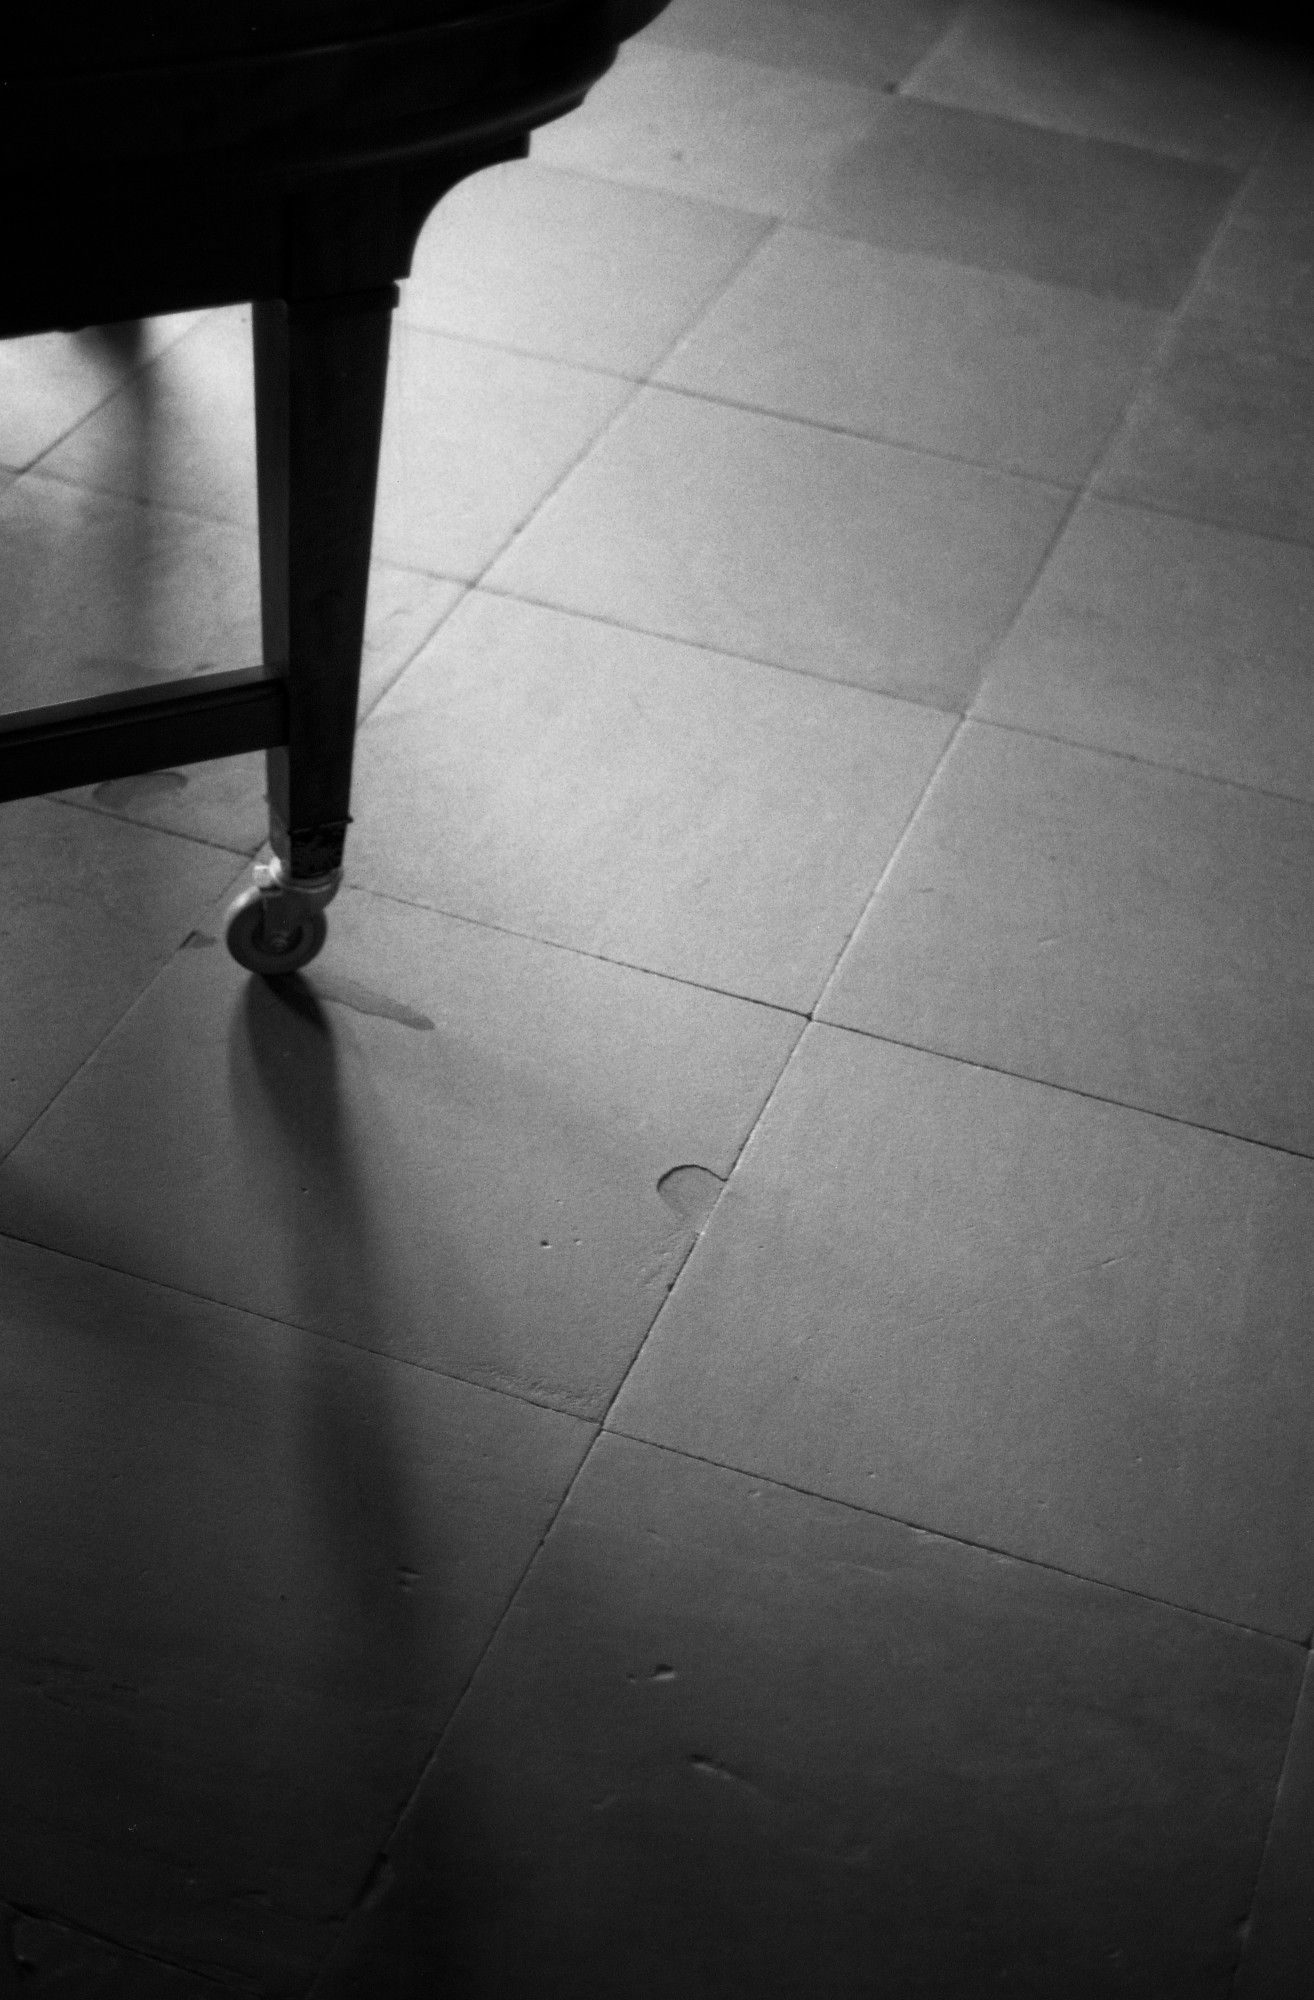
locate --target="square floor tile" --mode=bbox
[0,1911,232,1996]
[1234,1655,1314,1998]
[346,592,953,1008]
[404,162,770,375]
[0,889,799,1417]
[486,390,1068,707]
[0,469,462,853]
[0,315,202,472]
[903,0,1298,168]
[1233,105,1314,231]
[1189,213,1314,365]
[50,571,465,857]
[642,0,963,87]
[375,327,632,576]
[974,497,1314,799]
[1185,112,1314,365]
[657,226,1164,482]
[531,42,881,215]
[792,94,1238,306]
[0,1232,591,1989]
[0,466,460,709]
[0,472,259,714]
[819,723,1314,1150]
[1095,316,1314,543]
[317,1435,1299,1998]
[614,1029,1314,1632]
[34,310,631,580]
[0,799,244,1160]
[34,306,257,526]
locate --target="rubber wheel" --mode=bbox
[224,887,328,975]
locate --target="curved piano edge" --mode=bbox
[0,0,671,335]
[1,0,672,78]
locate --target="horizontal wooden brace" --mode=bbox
[0,668,288,803]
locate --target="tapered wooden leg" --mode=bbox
[228,286,397,971]
[255,283,396,881]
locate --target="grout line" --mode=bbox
[0,1899,257,1995]
[453,215,784,594]
[1075,480,1314,556]
[0,855,251,1170]
[353,579,475,727]
[810,1017,1314,1165]
[809,714,965,1024]
[1177,84,1309,324]
[39,787,260,860]
[7,313,205,478]
[964,711,1314,811]
[594,1431,1313,1647]
[395,310,647,383]
[316,879,1314,1166]
[1227,1645,1313,1999]
[332,879,812,1019]
[0,1218,601,1425]
[465,575,964,716]
[614,372,1085,493]
[18,459,253,534]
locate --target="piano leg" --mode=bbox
[225,284,397,973]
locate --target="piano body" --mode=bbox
[0,1,667,970]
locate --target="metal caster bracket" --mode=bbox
[224,856,342,975]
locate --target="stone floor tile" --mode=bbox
[374,327,632,577]
[485,389,1067,708]
[973,497,1314,799]
[0,468,462,853]
[33,309,632,580]
[1189,212,1314,365]
[314,1435,1300,1998]
[404,162,770,375]
[1185,116,1314,364]
[792,93,1238,307]
[0,315,202,472]
[641,0,963,88]
[818,723,1314,1152]
[531,41,881,216]
[0,888,799,1417]
[345,592,953,1009]
[1235,103,1314,228]
[1095,316,1314,543]
[614,1029,1314,1633]
[1234,1653,1314,1999]
[0,471,260,714]
[34,306,257,527]
[0,798,244,1161]
[657,226,1164,482]
[50,571,466,858]
[0,1232,592,1990]
[903,0,1299,168]
[1,1907,232,1996]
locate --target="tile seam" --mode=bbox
[807,1019,1314,1164]
[595,1429,1313,1647]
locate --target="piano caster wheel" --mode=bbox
[224,858,339,976]
[225,890,327,974]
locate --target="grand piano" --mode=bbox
[0,1,667,970]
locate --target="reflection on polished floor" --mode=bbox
[1,1,1312,1993]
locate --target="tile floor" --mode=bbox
[1,1,1312,1993]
